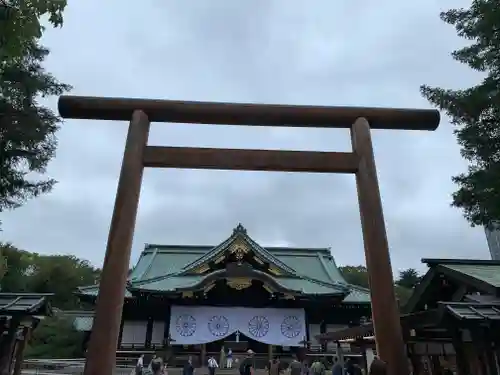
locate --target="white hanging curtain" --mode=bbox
[169,305,306,346]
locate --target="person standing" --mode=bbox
[302,362,311,375]
[149,358,164,375]
[220,346,226,369]
[136,354,145,375]
[268,357,280,375]
[331,357,343,375]
[239,349,254,375]
[367,359,387,375]
[344,359,355,375]
[148,355,157,372]
[208,356,219,375]
[310,359,325,375]
[183,356,194,375]
[226,348,233,368]
[289,356,302,375]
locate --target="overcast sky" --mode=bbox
[1,0,491,274]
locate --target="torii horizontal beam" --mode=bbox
[143,146,359,173]
[58,95,440,131]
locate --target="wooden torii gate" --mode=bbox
[58,96,440,375]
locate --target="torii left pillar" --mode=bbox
[83,110,150,375]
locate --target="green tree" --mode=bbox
[25,316,84,358]
[339,265,369,288]
[0,244,100,309]
[420,0,500,226]
[340,264,414,308]
[396,268,421,289]
[394,285,413,307]
[0,0,71,223]
[28,254,100,309]
[0,1,65,59]
[0,242,35,292]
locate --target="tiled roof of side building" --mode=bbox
[422,258,500,289]
[404,258,500,313]
[0,293,54,315]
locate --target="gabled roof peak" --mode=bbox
[179,224,296,275]
[233,223,247,235]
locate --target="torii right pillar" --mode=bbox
[351,117,408,375]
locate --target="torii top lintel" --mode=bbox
[58,95,440,131]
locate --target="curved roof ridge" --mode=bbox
[292,273,350,292]
[347,283,370,293]
[129,268,347,296]
[181,236,234,270]
[267,246,331,253]
[128,270,187,287]
[131,267,347,293]
[242,234,295,273]
[423,258,500,266]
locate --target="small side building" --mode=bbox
[0,293,53,375]
[318,258,500,375]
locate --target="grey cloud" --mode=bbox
[1,0,489,272]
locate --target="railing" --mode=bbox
[21,358,131,373]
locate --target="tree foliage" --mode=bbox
[0,0,71,222]
[0,243,98,358]
[25,316,84,359]
[0,242,100,309]
[396,268,421,289]
[0,0,66,60]
[421,0,500,226]
[339,265,419,307]
[338,265,369,288]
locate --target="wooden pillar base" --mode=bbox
[0,317,21,375]
[201,344,206,366]
[12,326,30,375]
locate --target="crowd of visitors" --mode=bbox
[133,350,388,375]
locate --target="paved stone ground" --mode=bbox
[22,367,270,375]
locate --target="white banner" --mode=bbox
[169,305,306,346]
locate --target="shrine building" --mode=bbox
[75,224,371,364]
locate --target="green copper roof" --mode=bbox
[79,225,371,303]
[421,258,500,289]
[405,259,500,313]
[343,285,371,303]
[441,264,500,288]
[129,247,206,281]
